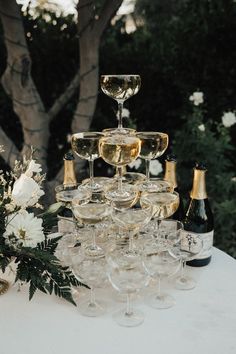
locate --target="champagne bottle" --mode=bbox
[57,152,77,233]
[164,154,184,220]
[63,151,77,189]
[184,163,214,267]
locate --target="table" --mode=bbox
[0,247,236,354]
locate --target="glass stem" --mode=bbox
[89,287,95,305]
[128,231,134,252]
[92,228,97,249]
[155,219,161,238]
[181,260,186,279]
[157,276,161,297]
[145,159,150,182]
[89,159,94,188]
[117,166,123,193]
[125,294,132,316]
[117,101,123,129]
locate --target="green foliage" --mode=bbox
[0,235,87,305]
[172,102,236,257]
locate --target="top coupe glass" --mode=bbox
[100,75,141,132]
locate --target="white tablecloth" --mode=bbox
[1,247,236,354]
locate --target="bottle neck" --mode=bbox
[190,169,207,200]
[164,160,177,189]
[63,160,77,188]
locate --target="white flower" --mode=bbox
[25,160,42,177]
[149,160,163,176]
[222,112,236,128]
[231,177,236,182]
[3,210,44,248]
[116,107,130,119]
[0,145,4,153]
[12,174,44,208]
[67,134,72,143]
[128,158,142,170]
[198,124,205,132]
[189,91,204,106]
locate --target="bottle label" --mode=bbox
[181,230,214,259]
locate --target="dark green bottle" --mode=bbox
[164,154,184,221]
[184,163,214,267]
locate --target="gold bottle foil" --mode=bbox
[190,168,207,200]
[164,160,177,189]
[63,159,77,188]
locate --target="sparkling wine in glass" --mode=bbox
[136,132,169,192]
[72,196,111,258]
[141,191,180,242]
[71,132,104,192]
[99,134,141,200]
[100,75,141,132]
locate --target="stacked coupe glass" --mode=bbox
[56,75,203,327]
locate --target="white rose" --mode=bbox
[25,160,42,177]
[3,210,44,248]
[149,160,163,176]
[198,124,205,132]
[12,174,44,208]
[128,158,142,170]
[189,91,204,106]
[222,112,236,128]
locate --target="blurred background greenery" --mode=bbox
[0,0,236,256]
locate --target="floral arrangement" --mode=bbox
[0,147,85,305]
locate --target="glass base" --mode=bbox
[112,308,144,327]
[147,292,176,309]
[105,187,138,209]
[175,275,196,290]
[84,244,105,259]
[78,299,105,317]
[82,177,114,193]
[136,179,173,193]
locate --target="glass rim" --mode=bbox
[71,132,104,139]
[100,74,141,78]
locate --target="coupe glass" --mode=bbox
[141,191,180,239]
[136,132,169,192]
[73,254,107,317]
[111,195,153,256]
[72,196,111,258]
[99,134,141,201]
[71,132,104,192]
[143,242,180,309]
[100,75,141,132]
[107,247,148,327]
[171,232,203,290]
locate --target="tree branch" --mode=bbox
[93,0,122,38]
[48,69,80,122]
[0,127,20,169]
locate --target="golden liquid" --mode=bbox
[100,75,141,101]
[71,133,102,160]
[99,136,141,167]
[136,132,169,159]
[142,192,179,220]
[73,203,111,225]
